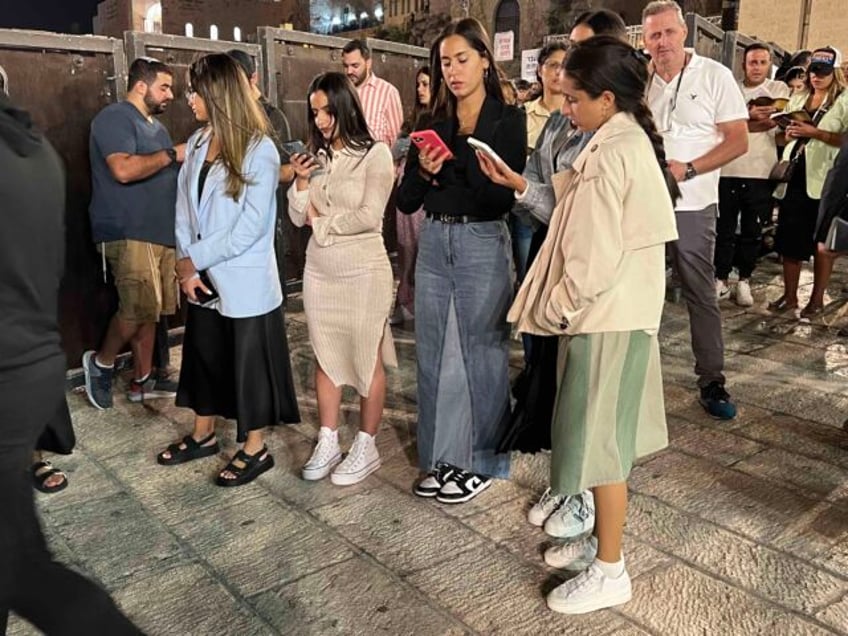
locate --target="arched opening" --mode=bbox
[494,0,520,58]
[184,22,194,37]
[143,2,162,33]
[209,24,219,40]
[233,26,242,41]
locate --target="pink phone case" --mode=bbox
[410,129,454,161]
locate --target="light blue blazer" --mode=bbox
[175,128,282,318]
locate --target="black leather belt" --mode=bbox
[426,212,502,224]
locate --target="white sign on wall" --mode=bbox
[521,48,541,82]
[494,31,515,62]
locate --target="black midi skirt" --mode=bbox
[176,303,300,442]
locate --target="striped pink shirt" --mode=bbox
[357,73,404,148]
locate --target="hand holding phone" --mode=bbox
[467,136,506,166]
[411,129,454,161]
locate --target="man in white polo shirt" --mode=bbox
[715,42,789,307]
[643,0,748,420]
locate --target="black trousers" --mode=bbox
[0,358,141,635]
[715,177,774,280]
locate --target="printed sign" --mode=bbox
[521,48,541,82]
[494,31,515,62]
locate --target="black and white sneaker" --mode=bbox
[435,468,492,504]
[413,461,456,497]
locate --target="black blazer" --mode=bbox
[397,96,527,220]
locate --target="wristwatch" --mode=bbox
[684,162,697,181]
[165,147,178,164]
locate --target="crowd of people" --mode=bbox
[3,0,848,630]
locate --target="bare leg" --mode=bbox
[359,348,386,437]
[129,322,156,379]
[809,244,837,308]
[96,315,143,366]
[316,364,343,431]
[780,258,802,307]
[592,482,628,563]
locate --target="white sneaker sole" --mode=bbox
[544,518,595,539]
[435,479,492,504]
[330,457,381,486]
[302,453,342,481]
[546,586,632,614]
[543,549,597,571]
[82,350,107,411]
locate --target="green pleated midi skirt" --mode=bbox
[550,330,668,496]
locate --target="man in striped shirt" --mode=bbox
[342,39,403,148]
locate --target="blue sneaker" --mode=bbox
[82,350,113,410]
[699,381,736,420]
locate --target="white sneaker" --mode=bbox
[544,490,595,539]
[546,561,632,614]
[715,280,731,301]
[330,431,380,486]
[302,428,342,481]
[735,279,754,307]
[528,487,566,527]
[544,535,598,570]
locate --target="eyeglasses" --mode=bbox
[543,60,563,71]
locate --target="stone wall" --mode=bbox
[162,0,308,41]
[739,0,848,57]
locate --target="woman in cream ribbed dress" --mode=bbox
[288,72,396,486]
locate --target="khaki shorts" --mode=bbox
[102,240,177,323]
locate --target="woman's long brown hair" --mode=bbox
[190,53,269,200]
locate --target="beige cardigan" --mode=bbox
[508,112,678,336]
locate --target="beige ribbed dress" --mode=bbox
[288,142,397,396]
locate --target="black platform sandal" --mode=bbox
[157,432,219,466]
[32,461,68,494]
[215,446,274,487]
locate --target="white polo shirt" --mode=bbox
[722,79,790,179]
[647,50,748,211]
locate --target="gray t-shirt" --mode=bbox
[88,101,178,246]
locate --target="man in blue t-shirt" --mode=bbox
[83,58,185,410]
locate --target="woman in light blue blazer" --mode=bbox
[157,54,300,487]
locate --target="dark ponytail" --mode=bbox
[564,35,681,203]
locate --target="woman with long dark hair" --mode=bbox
[397,18,527,504]
[158,53,300,486]
[390,65,431,325]
[509,36,679,613]
[288,72,396,486]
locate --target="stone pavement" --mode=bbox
[8,256,848,635]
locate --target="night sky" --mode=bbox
[0,0,103,34]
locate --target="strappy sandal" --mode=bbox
[32,461,68,494]
[215,446,274,488]
[157,432,219,466]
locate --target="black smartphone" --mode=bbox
[281,140,318,163]
[194,271,219,306]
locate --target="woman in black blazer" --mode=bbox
[397,17,527,504]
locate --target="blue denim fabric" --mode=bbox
[414,217,513,478]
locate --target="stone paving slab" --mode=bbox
[9,256,848,634]
[250,557,469,636]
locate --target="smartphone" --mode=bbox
[467,136,506,166]
[410,129,454,161]
[281,140,319,163]
[194,271,219,307]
